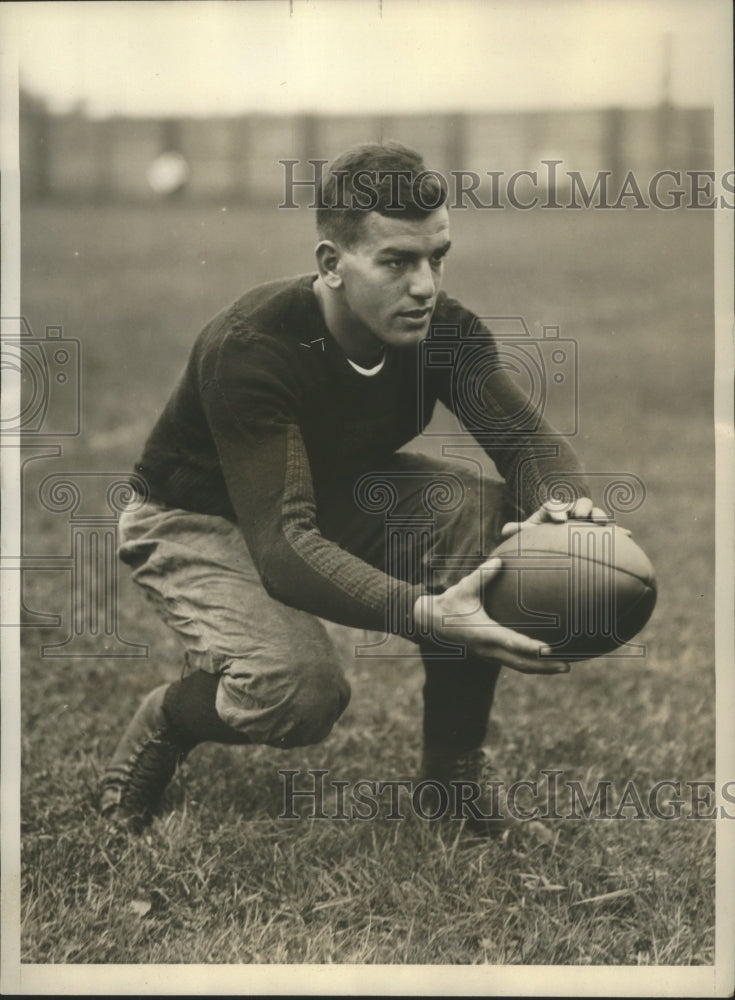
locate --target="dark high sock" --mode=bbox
[421,650,501,755]
[162,669,252,747]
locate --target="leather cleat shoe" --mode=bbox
[100,684,191,832]
[417,747,507,836]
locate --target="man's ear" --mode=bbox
[315,240,343,289]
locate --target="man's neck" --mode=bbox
[312,277,385,368]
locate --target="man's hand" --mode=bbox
[501,496,613,540]
[413,558,570,675]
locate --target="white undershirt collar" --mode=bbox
[347,354,386,377]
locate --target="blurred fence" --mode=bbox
[20,93,713,204]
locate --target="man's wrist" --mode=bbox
[413,593,433,634]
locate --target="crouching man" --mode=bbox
[101,141,604,834]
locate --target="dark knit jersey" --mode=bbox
[133,274,588,637]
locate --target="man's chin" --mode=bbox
[386,319,432,346]
[386,330,429,349]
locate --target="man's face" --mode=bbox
[335,205,451,352]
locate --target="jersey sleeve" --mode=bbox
[200,332,426,637]
[434,312,591,516]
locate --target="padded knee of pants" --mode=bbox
[213,631,352,747]
[263,673,352,749]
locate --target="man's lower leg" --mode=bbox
[420,653,505,833]
[100,669,250,830]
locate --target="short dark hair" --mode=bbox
[316,141,447,247]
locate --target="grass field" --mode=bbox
[17,198,716,966]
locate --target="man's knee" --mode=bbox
[427,474,515,590]
[215,655,351,749]
[448,474,515,547]
[266,670,351,748]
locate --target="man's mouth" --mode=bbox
[398,307,432,322]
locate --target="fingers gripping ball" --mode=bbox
[483,523,657,659]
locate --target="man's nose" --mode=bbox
[408,260,436,300]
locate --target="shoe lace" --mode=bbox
[450,748,489,785]
[113,732,185,815]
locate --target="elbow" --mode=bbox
[241,518,319,609]
[253,536,302,607]
[259,567,291,605]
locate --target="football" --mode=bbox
[483,522,657,659]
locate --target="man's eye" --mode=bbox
[385,259,404,270]
[431,252,447,267]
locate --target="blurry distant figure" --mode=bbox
[146,149,189,199]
